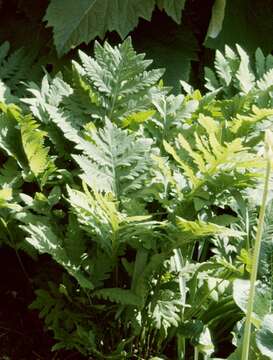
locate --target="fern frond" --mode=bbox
[18,114,55,178]
[0,105,27,168]
[21,220,93,289]
[164,115,261,197]
[72,119,153,199]
[0,79,17,104]
[23,74,72,123]
[175,217,240,242]
[205,45,273,105]
[230,106,273,135]
[235,45,255,93]
[67,185,124,255]
[257,68,273,91]
[0,158,21,188]
[149,289,183,336]
[0,42,42,95]
[76,38,164,122]
[93,288,142,306]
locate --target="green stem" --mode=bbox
[194,346,199,360]
[241,156,271,360]
[173,248,186,359]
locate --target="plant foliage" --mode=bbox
[1,36,273,359]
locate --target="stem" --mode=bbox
[173,249,186,359]
[194,347,199,360]
[241,156,271,360]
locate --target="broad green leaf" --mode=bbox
[233,279,271,327]
[256,314,273,359]
[45,0,156,55]
[156,0,186,23]
[206,0,226,39]
[196,326,214,357]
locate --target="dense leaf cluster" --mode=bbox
[1,38,273,359]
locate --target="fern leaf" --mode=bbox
[204,44,273,102]
[257,68,273,91]
[72,119,152,198]
[164,114,261,199]
[255,48,266,78]
[18,115,54,177]
[235,45,255,93]
[0,42,9,64]
[230,106,273,134]
[0,105,27,168]
[67,185,123,254]
[21,220,93,289]
[163,140,199,188]
[149,289,182,336]
[215,49,232,86]
[0,42,42,95]
[23,74,72,123]
[0,80,17,104]
[0,158,21,188]
[76,38,164,121]
[176,217,240,241]
[204,67,220,92]
[93,288,142,306]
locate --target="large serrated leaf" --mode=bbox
[156,0,186,23]
[44,0,156,56]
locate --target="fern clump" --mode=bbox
[23,38,165,129]
[1,40,273,358]
[205,45,273,107]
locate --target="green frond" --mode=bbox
[230,106,273,135]
[215,49,232,87]
[23,74,72,123]
[165,115,260,197]
[235,45,255,93]
[163,140,199,188]
[204,45,273,104]
[0,158,22,188]
[257,68,273,91]
[0,79,17,104]
[176,217,240,241]
[149,289,183,336]
[67,184,124,255]
[21,220,93,289]
[75,38,164,122]
[0,41,42,95]
[93,288,142,306]
[72,119,153,199]
[0,104,27,168]
[18,114,55,177]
